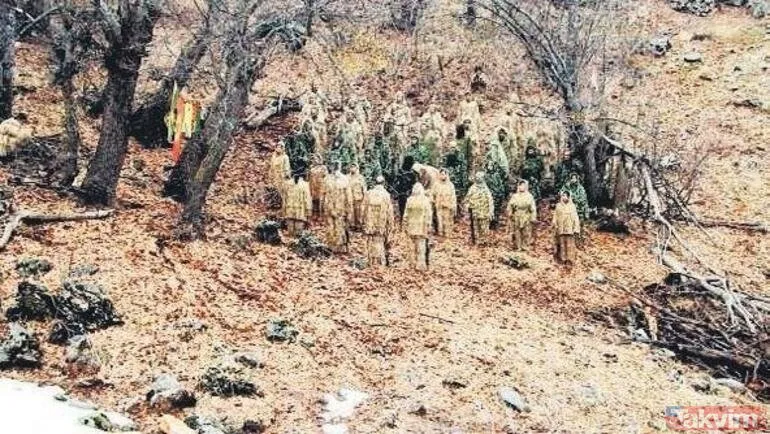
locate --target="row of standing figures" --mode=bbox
[271,155,584,270]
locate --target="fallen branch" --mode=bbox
[419,313,455,324]
[243,97,301,130]
[698,219,769,234]
[0,209,114,251]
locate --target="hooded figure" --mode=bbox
[521,141,545,199]
[348,163,368,230]
[402,182,433,270]
[269,144,292,208]
[552,190,581,265]
[284,175,312,236]
[363,176,395,267]
[464,172,494,246]
[323,167,353,253]
[507,179,537,251]
[560,171,589,220]
[309,155,329,218]
[432,169,457,237]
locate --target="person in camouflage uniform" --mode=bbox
[464,172,494,246]
[284,174,312,237]
[385,91,412,149]
[308,155,328,218]
[455,119,477,179]
[470,65,488,94]
[351,94,372,138]
[360,148,382,189]
[285,120,316,178]
[268,144,291,209]
[419,104,447,155]
[402,182,432,271]
[457,93,481,134]
[393,156,418,218]
[506,179,537,251]
[552,190,580,265]
[323,168,353,253]
[335,110,365,154]
[484,138,510,227]
[362,176,395,267]
[560,172,589,220]
[521,140,545,200]
[432,168,457,237]
[554,149,584,193]
[404,135,433,166]
[372,132,395,186]
[348,163,367,230]
[490,126,520,174]
[325,134,357,174]
[380,119,403,162]
[442,143,469,209]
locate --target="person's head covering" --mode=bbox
[475,172,486,183]
[375,175,385,185]
[411,182,425,196]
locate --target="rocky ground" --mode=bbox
[0,0,768,433]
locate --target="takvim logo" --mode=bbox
[665,406,766,431]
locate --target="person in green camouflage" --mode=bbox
[554,149,585,193]
[404,135,434,166]
[521,140,545,200]
[372,132,395,185]
[325,135,357,174]
[455,119,476,179]
[484,138,510,227]
[442,144,469,211]
[361,147,382,189]
[560,172,589,220]
[284,120,316,178]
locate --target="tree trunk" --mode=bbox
[59,76,80,185]
[162,132,208,201]
[129,27,208,149]
[0,3,15,121]
[180,71,253,232]
[80,66,140,204]
[80,2,159,204]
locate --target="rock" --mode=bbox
[80,411,137,432]
[234,351,263,369]
[668,0,716,16]
[64,335,101,370]
[5,281,55,321]
[48,280,123,345]
[0,323,42,368]
[653,348,677,359]
[577,384,603,407]
[348,257,367,270]
[15,258,53,278]
[321,388,369,422]
[147,373,197,409]
[499,254,530,270]
[68,264,99,278]
[498,387,530,412]
[161,414,197,434]
[176,318,207,342]
[749,0,769,17]
[714,377,746,392]
[291,232,332,259]
[254,219,282,245]
[587,271,607,284]
[184,414,230,434]
[683,52,703,63]
[322,424,348,434]
[266,319,299,343]
[241,419,267,433]
[442,376,468,390]
[649,36,672,57]
[200,361,262,397]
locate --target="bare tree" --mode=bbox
[79,0,161,205]
[0,0,15,120]
[478,0,630,205]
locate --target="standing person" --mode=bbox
[324,167,353,253]
[552,191,581,266]
[521,140,545,199]
[507,180,537,251]
[308,155,328,218]
[348,163,367,230]
[402,182,432,270]
[284,175,312,236]
[363,176,395,267]
[268,144,291,208]
[432,169,457,237]
[560,172,589,220]
[464,172,494,246]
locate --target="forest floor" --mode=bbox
[1,1,769,433]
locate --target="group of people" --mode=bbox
[267,83,589,269]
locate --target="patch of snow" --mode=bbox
[0,377,137,434]
[320,388,368,434]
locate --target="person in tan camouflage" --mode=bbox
[385,91,412,149]
[363,176,395,267]
[0,118,31,157]
[507,179,537,251]
[402,182,432,270]
[268,144,291,208]
[552,190,581,265]
[348,163,367,230]
[464,172,494,246]
[324,168,353,253]
[308,156,328,218]
[284,174,312,236]
[432,168,457,237]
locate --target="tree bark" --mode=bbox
[80,2,160,205]
[52,7,81,186]
[0,2,15,121]
[129,26,209,149]
[59,76,80,185]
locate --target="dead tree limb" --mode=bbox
[0,209,114,250]
[698,219,769,234]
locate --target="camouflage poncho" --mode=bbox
[560,177,589,220]
[325,139,357,173]
[442,147,469,206]
[521,148,545,200]
[484,148,510,223]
